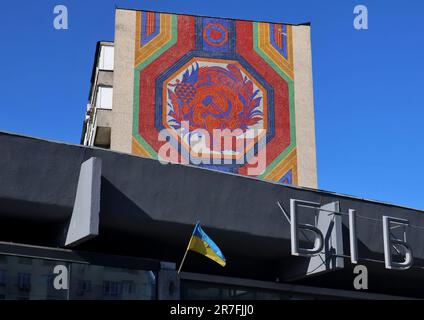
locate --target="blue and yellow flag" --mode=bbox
[187,223,226,267]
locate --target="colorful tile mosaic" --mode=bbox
[133,11,297,183]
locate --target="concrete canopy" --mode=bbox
[1,131,424,298]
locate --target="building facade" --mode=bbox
[82,41,114,148]
[0,8,420,301]
[0,131,423,299]
[83,8,317,188]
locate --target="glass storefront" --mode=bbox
[0,254,156,300]
[69,263,156,300]
[181,280,319,300]
[0,245,356,300]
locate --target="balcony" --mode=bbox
[81,41,114,148]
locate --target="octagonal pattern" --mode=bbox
[133,12,298,183]
[162,57,269,163]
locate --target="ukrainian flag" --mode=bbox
[187,223,226,267]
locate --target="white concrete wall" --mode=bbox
[110,9,136,153]
[293,25,318,188]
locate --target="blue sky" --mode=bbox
[0,0,423,209]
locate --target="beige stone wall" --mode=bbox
[292,25,317,188]
[110,9,136,153]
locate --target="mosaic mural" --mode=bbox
[132,11,297,185]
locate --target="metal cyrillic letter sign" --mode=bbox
[349,209,358,264]
[382,216,413,270]
[290,199,324,257]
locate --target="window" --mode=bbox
[181,281,316,300]
[18,273,31,291]
[122,281,134,295]
[0,269,6,285]
[103,281,121,297]
[46,274,55,289]
[76,280,92,297]
[95,86,113,110]
[98,45,114,70]
[71,265,156,300]
[0,253,156,300]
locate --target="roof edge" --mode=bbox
[1,130,422,213]
[114,6,311,26]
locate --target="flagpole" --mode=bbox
[177,247,189,274]
[178,222,200,274]
[178,235,193,274]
